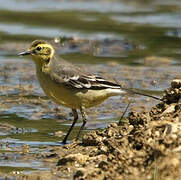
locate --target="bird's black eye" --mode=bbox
[36,46,42,51]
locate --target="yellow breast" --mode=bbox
[36,68,111,109]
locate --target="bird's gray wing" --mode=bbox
[46,57,121,90]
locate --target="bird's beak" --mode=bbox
[18,50,32,56]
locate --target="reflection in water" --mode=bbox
[0,22,124,40]
[0,0,153,13]
[112,13,181,28]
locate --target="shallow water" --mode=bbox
[0,0,181,176]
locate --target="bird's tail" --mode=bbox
[92,77,162,101]
[122,87,162,101]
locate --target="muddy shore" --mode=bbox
[1,79,178,180]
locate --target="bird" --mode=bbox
[18,40,161,144]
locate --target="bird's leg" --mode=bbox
[76,107,87,141]
[62,109,78,144]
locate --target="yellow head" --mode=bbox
[18,40,54,67]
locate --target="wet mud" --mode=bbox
[2,79,179,180]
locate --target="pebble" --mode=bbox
[171,79,181,88]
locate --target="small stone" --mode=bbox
[107,123,118,128]
[57,153,89,166]
[128,125,134,131]
[155,131,160,138]
[82,131,103,146]
[54,131,63,137]
[162,104,175,115]
[98,160,109,170]
[73,168,85,179]
[99,145,108,154]
[171,79,181,88]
